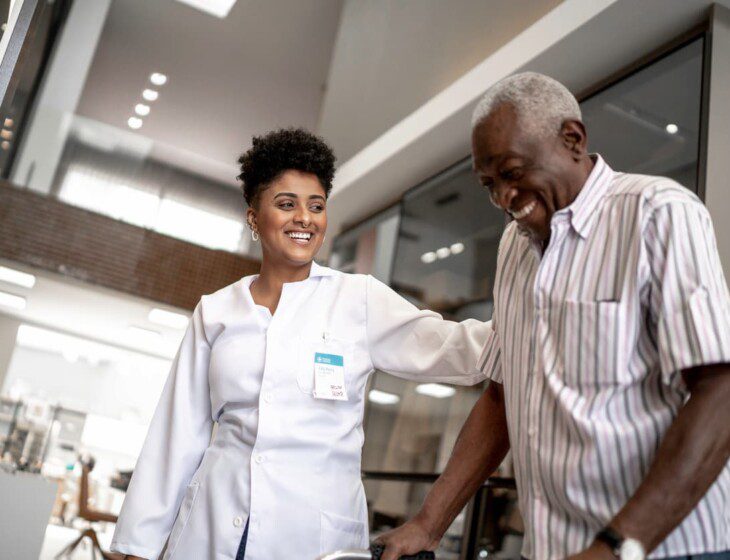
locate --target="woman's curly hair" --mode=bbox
[237,128,336,207]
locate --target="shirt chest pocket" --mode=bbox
[558,299,633,389]
[296,335,356,398]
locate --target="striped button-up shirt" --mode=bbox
[478,155,730,559]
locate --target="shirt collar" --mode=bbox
[566,154,613,239]
[309,260,335,278]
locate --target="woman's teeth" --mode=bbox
[511,201,537,220]
[288,232,312,241]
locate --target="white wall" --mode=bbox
[11,0,111,193]
[0,313,20,392]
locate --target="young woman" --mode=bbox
[112,129,492,560]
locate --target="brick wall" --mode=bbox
[0,182,260,310]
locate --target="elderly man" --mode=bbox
[378,73,730,560]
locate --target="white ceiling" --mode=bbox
[75,0,343,186]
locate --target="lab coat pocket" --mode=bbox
[296,336,353,396]
[320,510,367,553]
[164,481,200,559]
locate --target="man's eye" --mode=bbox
[501,168,522,181]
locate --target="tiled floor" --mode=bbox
[38,524,116,560]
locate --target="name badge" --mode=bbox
[313,352,347,401]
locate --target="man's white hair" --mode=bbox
[471,72,581,138]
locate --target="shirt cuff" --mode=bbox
[110,541,161,559]
[658,286,730,383]
[477,329,503,384]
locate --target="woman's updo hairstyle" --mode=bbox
[237,128,336,207]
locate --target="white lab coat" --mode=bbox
[111,263,491,560]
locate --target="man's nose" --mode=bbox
[490,182,519,211]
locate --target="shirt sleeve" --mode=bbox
[365,275,493,385]
[644,199,730,385]
[111,302,213,559]
[476,320,502,383]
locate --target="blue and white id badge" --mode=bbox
[313,352,347,401]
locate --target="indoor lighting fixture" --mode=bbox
[142,89,159,101]
[368,389,400,405]
[415,383,456,399]
[149,72,168,86]
[135,103,150,116]
[125,326,162,345]
[3,118,13,128]
[174,0,238,19]
[1,129,12,140]
[0,291,26,310]
[420,251,437,264]
[0,266,36,288]
[450,242,465,255]
[436,247,451,259]
[149,308,189,329]
[127,117,143,130]
[665,123,679,134]
[0,141,9,150]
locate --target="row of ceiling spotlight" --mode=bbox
[420,242,465,264]
[128,72,167,130]
[0,117,14,152]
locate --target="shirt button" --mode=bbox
[233,516,243,527]
[255,454,265,464]
[528,427,536,437]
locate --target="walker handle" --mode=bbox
[370,543,435,560]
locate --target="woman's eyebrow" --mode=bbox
[274,192,298,199]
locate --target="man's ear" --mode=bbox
[560,119,588,160]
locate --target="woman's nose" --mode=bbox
[294,208,311,227]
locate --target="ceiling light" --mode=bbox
[149,72,167,86]
[0,141,9,150]
[420,251,437,264]
[174,0,238,18]
[0,291,26,310]
[665,123,679,134]
[1,129,12,140]
[125,326,162,345]
[142,89,159,101]
[368,389,400,405]
[436,247,451,259]
[148,308,189,329]
[0,266,36,288]
[127,117,143,130]
[135,103,150,116]
[415,383,456,399]
[450,242,465,255]
[3,118,13,128]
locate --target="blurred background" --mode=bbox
[0,0,728,558]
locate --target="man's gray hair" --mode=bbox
[471,72,581,138]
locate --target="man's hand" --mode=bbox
[376,517,439,560]
[566,541,615,560]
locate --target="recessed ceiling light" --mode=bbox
[175,0,238,19]
[450,242,465,255]
[135,103,151,116]
[436,247,451,259]
[420,251,437,264]
[4,118,13,128]
[0,291,26,310]
[127,117,143,130]
[0,129,12,140]
[142,89,159,101]
[148,308,189,329]
[0,141,9,150]
[368,389,400,405]
[0,266,36,288]
[150,72,167,86]
[415,383,456,399]
[665,123,679,134]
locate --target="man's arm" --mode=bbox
[575,363,730,560]
[378,381,510,560]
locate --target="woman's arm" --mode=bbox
[110,302,214,559]
[365,275,495,384]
